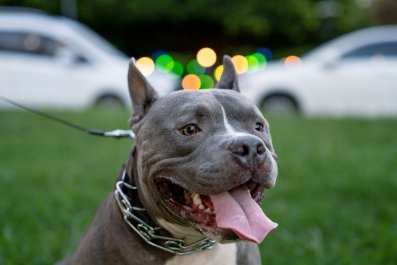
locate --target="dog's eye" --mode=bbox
[255,122,264,132]
[179,124,200,136]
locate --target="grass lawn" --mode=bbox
[0,109,396,265]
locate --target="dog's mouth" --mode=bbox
[157,179,277,243]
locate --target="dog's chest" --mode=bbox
[164,243,237,265]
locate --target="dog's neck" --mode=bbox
[116,149,217,255]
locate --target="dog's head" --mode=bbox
[127,56,277,244]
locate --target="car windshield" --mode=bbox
[302,38,349,62]
[63,18,127,59]
[302,26,397,62]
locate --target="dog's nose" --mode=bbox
[229,135,267,169]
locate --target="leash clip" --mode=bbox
[103,129,135,139]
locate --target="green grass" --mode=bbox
[1,110,396,265]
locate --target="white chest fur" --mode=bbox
[164,243,237,265]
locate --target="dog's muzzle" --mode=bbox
[114,168,217,255]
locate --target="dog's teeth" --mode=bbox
[205,208,212,213]
[191,192,202,206]
[198,204,205,210]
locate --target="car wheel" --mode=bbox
[95,95,124,109]
[260,94,299,116]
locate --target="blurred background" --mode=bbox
[0,0,396,115]
[0,0,396,264]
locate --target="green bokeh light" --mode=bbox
[252,52,267,66]
[155,54,174,72]
[171,61,184,77]
[246,55,260,72]
[199,75,214,89]
[187,60,205,75]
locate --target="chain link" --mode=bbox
[114,170,217,255]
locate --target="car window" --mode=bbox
[341,41,397,59]
[64,20,126,58]
[0,31,64,57]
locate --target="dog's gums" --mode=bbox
[186,192,214,213]
[157,179,267,241]
[157,181,216,224]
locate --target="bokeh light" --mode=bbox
[246,54,259,72]
[171,60,184,77]
[182,74,201,90]
[187,59,206,75]
[24,34,41,51]
[284,55,302,67]
[199,75,214,89]
[256,47,272,61]
[214,65,224,81]
[148,47,274,84]
[155,54,174,72]
[371,53,385,62]
[252,52,267,66]
[152,50,167,60]
[136,57,155,76]
[196,47,217,67]
[246,52,268,72]
[232,55,249,74]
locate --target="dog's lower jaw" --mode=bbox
[164,243,238,265]
[156,218,208,245]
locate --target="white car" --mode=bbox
[239,25,397,117]
[0,9,179,109]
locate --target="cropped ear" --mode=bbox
[215,55,240,92]
[128,58,158,125]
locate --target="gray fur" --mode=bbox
[215,55,240,92]
[59,55,277,265]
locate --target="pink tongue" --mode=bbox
[209,186,278,244]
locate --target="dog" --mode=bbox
[59,55,278,265]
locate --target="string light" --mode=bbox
[199,75,214,89]
[232,55,249,74]
[196,47,217,67]
[284,55,302,67]
[155,54,174,72]
[140,47,276,89]
[182,74,201,90]
[136,57,155,76]
[214,65,224,81]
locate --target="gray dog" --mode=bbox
[59,55,278,265]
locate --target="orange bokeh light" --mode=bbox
[284,55,302,66]
[232,55,249,74]
[182,74,201,90]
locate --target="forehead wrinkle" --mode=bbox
[174,92,233,134]
[178,101,217,120]
[208,90,241,134]
[152,91,209,113]
[156,92,223,126]
[211,90,269,133]
[220,105,236,133]
[217,91,264,118]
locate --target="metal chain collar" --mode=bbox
[114,169,218,255]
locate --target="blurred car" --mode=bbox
[0,8,179,109]
[240,25,397,117]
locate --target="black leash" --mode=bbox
[0,95,135,139]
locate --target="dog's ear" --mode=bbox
[128,58,159,125]
[215,55,240,92]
